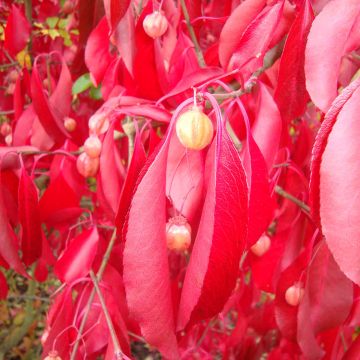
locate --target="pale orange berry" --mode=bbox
[64,117,77,132]
[1,122,12,136]
[285,284,305,306]
[5,134,12,146]
[166,216,191,252]
[143,11,168,39]
[7,69,19,83]
[62,0,74,14]
[84,135,102,158]
[44,350,62,360]
[175,106,214,150]
[250,234,271,257]
[88,113,109,135]
[76,152,99,178]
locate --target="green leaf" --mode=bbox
[89,85,103,100]
[46,17,59,29]
[72,73,92,95]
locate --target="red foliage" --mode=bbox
[1,0,360,359]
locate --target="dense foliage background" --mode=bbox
[1,0,360,359]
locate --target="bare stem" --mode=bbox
[180,0,206,68]
[275,185,310,214]
[70,229,117,360]
[90,270,123,358]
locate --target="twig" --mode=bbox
[0,62,18,70]
[180,0,206,68]
[70,229,118,360]
[90,270,123,358]
[275,185,310,214]
[0,110,15,116]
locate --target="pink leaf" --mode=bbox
[309,77,360,226]
[252,83,282,169]
[297,242,353,358]
[18,168,42,266]
[219,0,266,69]
[274,0,314,123]
[54,227,99,284]
[305,0,360,112]
[103,0,131,33]
[228,1,284,78]
[318,82,360,285]
[4,5,30,57]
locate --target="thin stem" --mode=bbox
[275,185,310,214]
[0,62,18,70]
[0,110,15,116]
[180,0,206,68]
[90,270,123,358]
[70,229,117,360]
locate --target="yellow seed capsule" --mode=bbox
[175,107,214,150]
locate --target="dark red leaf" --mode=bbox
[274,0,314,123]
[18,168,42,266]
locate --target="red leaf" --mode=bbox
[0,167,26,276]
[177,97,248,330]
[115,132,146,234]
[317,82,360,285]
[54,227,99,284]
[39,173,82,225]
[252,83,282,169]
[98,123,124,218]
[274,0,314,123]
[4,5,30,57]
[103,0,131,33]
[31,54,71,142]
[85,17,115,86]
[219,0,266,69]
[112,7,135,76]
[305,0,360,112]
[297,242,353,358]
[0,269,8,299]
[18,168,42,266]
[123,133,179,358]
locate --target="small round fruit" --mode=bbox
[250,234,271,257]
[64,117,77,132]
[176,107,214,150]
[84,135,102,158]
[1,122,11,137]
[4,134,12,146]
[76,152,100,178]
[62,0,74,14]
[285,284,304,306]
[7,70,19,83]
[166,216,191,252]
[44,350,62,360]
[88,113,109,135]
[143,11,168,39]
